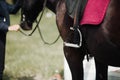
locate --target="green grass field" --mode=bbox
[4,10,64,80]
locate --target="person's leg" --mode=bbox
[0,32,6,80]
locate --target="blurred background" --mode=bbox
[4,0,64,80]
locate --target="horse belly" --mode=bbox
[84,26,120,67]
[94,38,120,67]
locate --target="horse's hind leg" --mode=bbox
[64,46,85,80]
[95,58,108,80]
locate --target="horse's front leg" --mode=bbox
[64,46,85,80]
[94,58,108,80]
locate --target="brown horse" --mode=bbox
[20,0,120,80]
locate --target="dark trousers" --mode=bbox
[0,32,6,80]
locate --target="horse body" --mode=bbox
[84,0,120,66]
[20,0,120,80]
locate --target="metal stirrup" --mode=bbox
[64,27,82,48]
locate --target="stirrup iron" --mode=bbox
[64,27,82,48]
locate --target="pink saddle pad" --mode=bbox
[80,0,110,25]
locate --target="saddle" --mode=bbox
[65,0,88,48]
[65,0,79,18]
[65,0,87,19]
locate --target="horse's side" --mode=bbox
[83,0,120,66]
[20,0,120,80]
[52,0,120,66]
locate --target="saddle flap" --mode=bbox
[65,0,79,18]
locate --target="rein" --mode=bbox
[19,0,60,45]
[37,25,60,45]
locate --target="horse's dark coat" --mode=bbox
[20,0,120,80]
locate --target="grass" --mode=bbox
[4,10,64,80]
